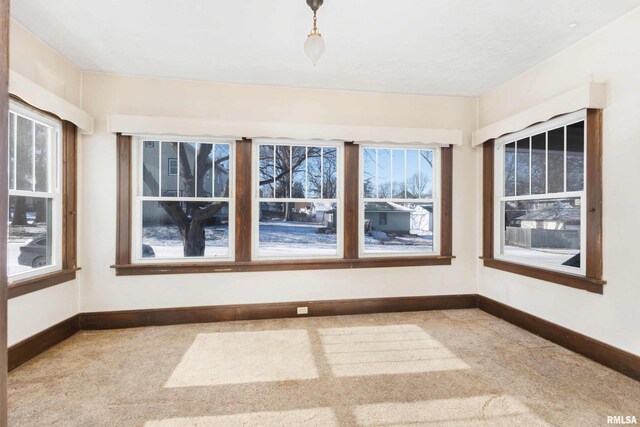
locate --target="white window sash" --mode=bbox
[252,140,344,261]
[359,145,441,258]
[7,101,63,282]
[493,111,587,276]
[131,137,236,264]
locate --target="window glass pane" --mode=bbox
[566,121,585,192]
[504,142,515,197]
[16,115,34,191]
[531,133,546,195]
[548,127,565,193]
[377,149,391,197]
[322,147,337,198]
[275,145,291,198]
[196,143,213,198]
[161,142,178,197]
[259,145,274,198]
[307,147,322,198]
[406,150,420,198]
[419,150,433,198]
[9,113,15,190]
[214,144,230,197]
[363,148,377,198]
[291,146,307,198]
[258,202,338,257]
[363,201,433,254]
[516,138,530,196]
[141,201,229,258]
[503,197,581,269]
[179,142,197,197]
[392,149,405,198]
[143,141,160,197]
[8,196,53,276]
[34,123,49,192]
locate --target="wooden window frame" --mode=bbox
[481,109,605,294]
[113,138,454,275]
[7,97,79,299]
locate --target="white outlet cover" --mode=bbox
[297,307,309,315]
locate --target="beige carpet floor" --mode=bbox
[8,309,640,426]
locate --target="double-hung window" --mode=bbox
[132,137,234,262]
[253,139,343,259]
[494,110,586,275]
[360,145,439,256]
[7,101,62,281]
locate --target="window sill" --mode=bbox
[8,267,81,299]
[481,257,605,294]
[112,256,454,276]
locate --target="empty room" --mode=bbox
[1,0,639,425]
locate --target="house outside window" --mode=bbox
[131,137,234,262]
[494,110,586,274]
[360,145,439,257]
[7,101,62,281]
[252,139,343,260]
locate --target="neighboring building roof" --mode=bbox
[516,202,580,222]
[365,202,412,213]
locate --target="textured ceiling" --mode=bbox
[11,0,640,97]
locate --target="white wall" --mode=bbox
[477,8,640,356]
[79,72,478,312]
[7,20,83,346]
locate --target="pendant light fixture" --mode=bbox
[304,0,326,65]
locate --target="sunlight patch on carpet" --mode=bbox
[165,330,318,387]
[318,324,469,377]
[354,395,549,426]
[145,408,338,427]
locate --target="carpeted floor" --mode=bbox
[8,309,640,426]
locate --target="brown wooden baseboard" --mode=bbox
[80,294,479,330]
[477,296,640,382]
[9,295,639,384]
[8,315,80,372]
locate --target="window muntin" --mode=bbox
[360,145,439,256]
[7,101,62,281]
[253,139,343,260]
[495,110,586,275]
[132,137,234,262]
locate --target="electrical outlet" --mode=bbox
[297,306,308,315]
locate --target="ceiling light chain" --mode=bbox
[304,0,326,65]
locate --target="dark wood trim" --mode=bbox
[482,140,494,259]
[115,139,454,274]
[8,315,80,372]
[115,134,132,265]
[343,142,359,259]
[62,121,78,270]
[112,255,453,276]
[80,294,477,330]
[7,268,80,299]
[478,296,640,381]
[1,0,9,421]
[481,112,604,292]
[482,258,604,294]
[585,109,603,279]
[3,105,79,299]
[440,145,453,256]
[235,138,252,262]
[11,295,640,384]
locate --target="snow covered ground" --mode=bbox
[503,246,578,266]
[142,224,229,259]
[258,220,337,257]
[363,232,433,254]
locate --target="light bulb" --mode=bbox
[304,32,326,65]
